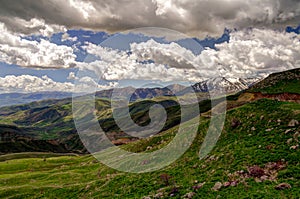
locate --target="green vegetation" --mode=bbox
[1,69,300,198]
[249,68,300,94]
[1,99,299,198]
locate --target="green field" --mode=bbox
[1,99,299,198]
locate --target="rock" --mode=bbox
[230,181,238,187]
[231,119,241,128]
[288,119,299,127]
[206,155,218,162]
[192,182,206,190]
[293,132,300,142]
[223,182,231,187]
[260,175,269,181]
[154,192,164,198]
[251,127,256,131]
[285,129,292,134]
[260,115,264,120]
[275,183,292,190]
[287,138,293,145]
[290,145,299,150]
[183,192,195,199]
[248,165,265,178]
[265,145,273,150]
[169,187,179,197]
[212,182,223,191]
[277,119,281,123]
[142,197,151,199]
[265,128,273,132]
[146,146,153,150]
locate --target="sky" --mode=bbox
[0,0,300,93]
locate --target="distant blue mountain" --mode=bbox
[0,92,73,107]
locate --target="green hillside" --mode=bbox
[249,68,300,94]
[1,99,299,198]
[0,95,217,153]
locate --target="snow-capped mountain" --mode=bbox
[190,77,262,94]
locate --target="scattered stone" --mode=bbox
[290,145,299,150]
[205,155,218,162]
[183,192,195,199]
[169,187,179,197]
[212,182,223,191]
[260,115,264,120]
[146,146,153,151]
[223,182,231,187]
[154,192,164,198]
[275,183,292,190]
[192,182,206,190]
[287,138,293,145]
[231,118,241,128]
[251,127,256,131]
[230,181,238,187]
[142,197,151,199]
[260,175,269,181]
[277,119,281,123]
[248,166,265,178]
[288,119,299,127]
[293,132,300,142]
[160,173,172,186]
[265,128,273,132]
[265,161,287,171]
[285,129,292,134]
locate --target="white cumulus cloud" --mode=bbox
[0,75,74,93]
[81,28,300,82]
[0,22,77,69]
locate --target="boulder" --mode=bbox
[288,119,299,127]
[212,182,223,191]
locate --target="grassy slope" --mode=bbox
[1,99,299,198]
[249,68,300,94]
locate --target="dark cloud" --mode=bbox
[0,0,299,37]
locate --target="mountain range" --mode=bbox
[0,77,261,108]
[0,92,73,108]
